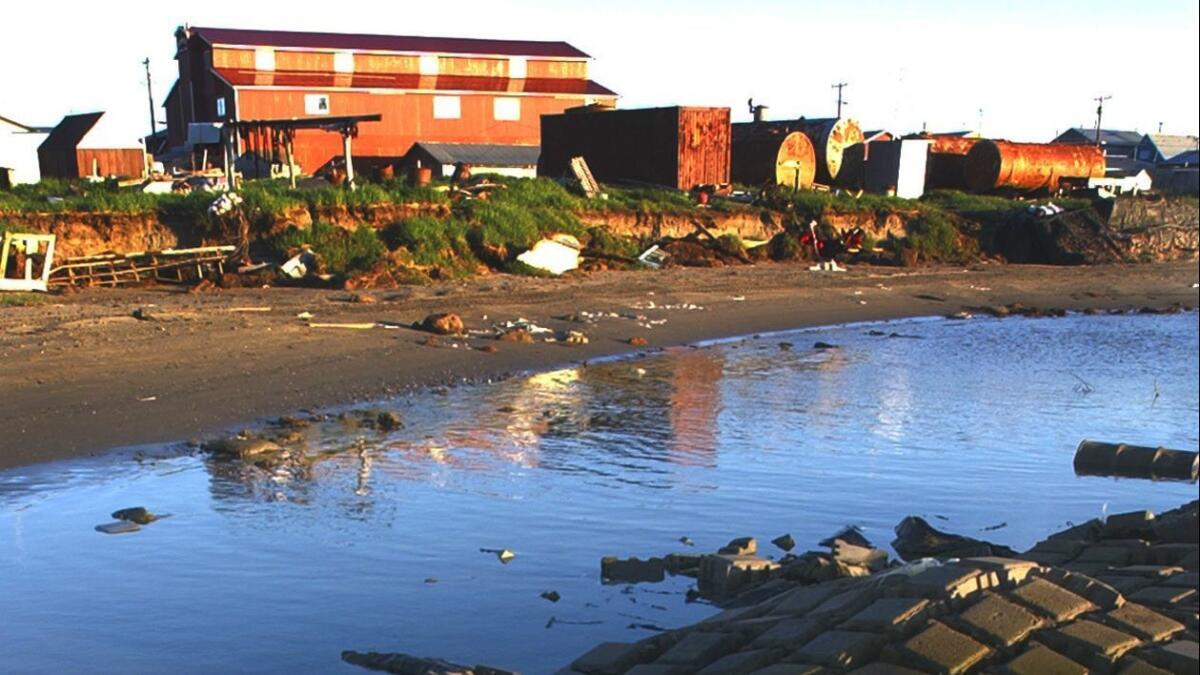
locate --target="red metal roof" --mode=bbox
[190,26,591,59]
[213,67,617,97]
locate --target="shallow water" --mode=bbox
[2,312,1197,673]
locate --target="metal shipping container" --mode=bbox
[539,106,730,190]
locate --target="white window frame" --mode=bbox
[419,54,439,76]
[508,57,527,79]
[216,97,227,117]
[305,94,331,115]
[254,47,275,71]
[493,97,521,121]
[333,51,355,74]
[433,96,461,120]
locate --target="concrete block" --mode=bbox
[1008,577,1097,623]
[793,630,883,669]
[1000,643,1088,675]
[1105,603,1185,642]
[957,592,1045,648]
[897,621,991,675]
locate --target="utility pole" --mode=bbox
[1093,94,1111,145]
[978,108,984,135]
[831,82,848,118]
[143,58,157,140]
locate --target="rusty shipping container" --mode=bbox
[964,140,1105,193]
[730,126,816,189]
[539,106,730,190]
[919,135,980,190]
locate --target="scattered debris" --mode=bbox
[497,328,535,343]
[626,336,649,347]
[637,245,670,269]
[479,548,515,564]
[515,234,583,275]
[308,322,377,329]
[559,330,589,345]
[418,313,465,336]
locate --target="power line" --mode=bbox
[1093,94,1111,145]
[831,82,848,118]
[143,58,157,140]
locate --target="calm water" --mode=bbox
[2,312,1197,674]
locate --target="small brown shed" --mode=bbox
[38,112,147,180]
[539,106,730,190]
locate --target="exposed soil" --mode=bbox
[0,260,1196,471]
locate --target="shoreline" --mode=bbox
[1,260,1196,472]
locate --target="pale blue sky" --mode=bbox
[2,0,1197,143]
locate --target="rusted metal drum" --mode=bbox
[411,166,432,187]
[792,118,864,185]
[731,129,816,189]
[924,135,980,190]
[964,140,1105,193]
[1074,440,1199,481]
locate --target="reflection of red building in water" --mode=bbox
[668,350,725,458]
[165,26,618,173]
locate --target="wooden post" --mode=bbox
[342,128,355,190]
[285,130,297,189]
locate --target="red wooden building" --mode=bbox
[165,26,618,174]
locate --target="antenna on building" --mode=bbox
[1157,121,1163,133]
[831,82,848,118]
[978,108,984,135]
[1093,94,1111,145]
[143,58,157,140]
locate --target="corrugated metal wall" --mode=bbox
[539,106,730,190]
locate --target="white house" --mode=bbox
[0,114,52,185]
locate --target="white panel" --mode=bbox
[254,47,275,71]
[216,97,226,117]
[305,94,331,115]
[419,54,439,76]
[493,97,520,121]
[433,96,461,120]
[508,57,527,79]
[334,51,355,74]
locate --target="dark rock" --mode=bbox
[891,516,1018,561]
[540,590,561,603]
[819,525,873,549]
[111,507,158,525]
[497,328,534,343]
[601,556,666,584]
[95,521,141,535]
[771,533,796,552]
[813,341,839,350]
[204,437,284,458]
[341,650,480,674]
[719,536,757,555]
[376,411,403,432]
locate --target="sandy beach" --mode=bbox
[0,260,1196,471]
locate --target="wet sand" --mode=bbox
[1,260,1196,471]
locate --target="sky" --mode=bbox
[2,0,1197,143]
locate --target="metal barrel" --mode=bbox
[964,140,1106,193]
[1074,440,1199,481]
[791,118,864,185]
[730,129,816,189]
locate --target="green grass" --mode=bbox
[267,220,385,277]
[382,216,478,275]
[0,292,55,307]
[585,226,642,258]
[905,210,965,261]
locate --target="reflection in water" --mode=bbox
[1,313,1197,674]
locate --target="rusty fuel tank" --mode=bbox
[730,127,816,189]
[964,140,1105,193]
[920,135,981,190]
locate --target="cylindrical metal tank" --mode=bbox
[792,118,864,184]
[964,140,1105,193]
[922,135,981,190]
[730,129,816,189]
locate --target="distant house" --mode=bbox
[38,112,147,180]
[1138,134,1199,164]
[402,142,539,178]
[1155,149,1199,195]
[1053,128,1144,159]
[0,114,52,185]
